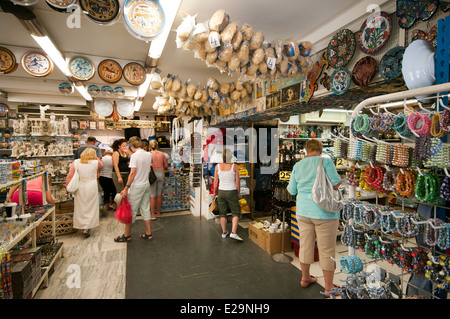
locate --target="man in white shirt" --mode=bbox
[114,138,153,242]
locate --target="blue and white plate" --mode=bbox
[330,67,351,95]
[101,85,113,97]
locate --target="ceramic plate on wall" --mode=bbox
[79,0,120,25]
[45,0,77,13]
[114,87,125,97]
[116,100,134,118]
[330,67,351,95]
[94,100,114,117]
[326,29,356,68]
[88,84,100,97]
[396,0,439,29]
[351,56,377,87]
[123,62,146,85]
[0,103,9,116]
[68,56,95,81]
[59,82,74,94]
[357,11,392,54]
[122,0,165,41]
[379,46,405,82]
[0,47,16,74]
[21,50,54,77]
[101,85,113,97]
[98,59,122,83]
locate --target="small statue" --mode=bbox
[49,113,58,136]
[39,105,50,120]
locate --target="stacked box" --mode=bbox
[11,162,20,181]
[10,247,42,295]
[0,162,13,184]
[11,260,33,299]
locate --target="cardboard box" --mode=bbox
[248,222,266,251]
[264,230,292,255]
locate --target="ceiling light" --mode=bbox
[134,99,143,112]
[137,73,152,98]
[148,0,182,59]
[73,83,92,101]
[31,35,70,76]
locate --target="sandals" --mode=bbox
[300,275,317,288]
[140,233,153,241]
[114,234,131,242]
[324,284,341,298]
[83,229,90,238]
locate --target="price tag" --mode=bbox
[279,171,291,181]
[356,191,362,198]
[267,57,276,70]
[336,158,348,169]
[208,32,221,48]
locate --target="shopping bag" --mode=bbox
[209,196,219,215]
[66,160,80,193]
[312,158,344,213]
[114,198,132,224]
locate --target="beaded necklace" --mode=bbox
[431,112,446,138]
[395,169,416,197]
[379,113,396,134]
[415,172,443,204]
[380,210,396,234]
[353,114,371,133]
[395,212,422,237]
[437,223,450,250]
[439,109,450,134]
[362,204,380,228]
[393,113,412,137]
[414,135,432,161]
[392,144,410,167]
[333,140,342,158]
[408,112,432,136]
[440,176,450,201]
[424,218,444,246]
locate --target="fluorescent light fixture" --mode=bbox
[73,83,92,101]
[31,35,70,76]
[323,108,348,113]
[134,99,143,112]
[148,0,182,59]
[138,74,152,98]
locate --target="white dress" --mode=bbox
[73,159,99,230]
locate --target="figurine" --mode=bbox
[39,105,50,120]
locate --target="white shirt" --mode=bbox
[100,155,113,178]
[129,149,152,186]
[218,163,237,191]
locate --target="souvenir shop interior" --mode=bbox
[0,0,450,301]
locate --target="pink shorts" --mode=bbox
[11,190,43,206]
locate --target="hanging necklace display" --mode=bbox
[357,11,392,54]
[326,29,356,69]
[0,47,16,74]
[79,0,120,26]
[87,84,100,97]
[123,62,147,86]
[21,50,54,77]
[116,100,134,118]
[122,0,165,41]
[98,59,122,84]
[94,100,114,118]
[45,0,77,13]
[68,56,95,81]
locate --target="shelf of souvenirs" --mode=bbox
[1,205,55,252]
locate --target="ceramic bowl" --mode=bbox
[402,39,436,101]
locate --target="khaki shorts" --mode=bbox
[297,216,339,271]
[217,190,240,217]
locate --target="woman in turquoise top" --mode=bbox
[287,139,341,297]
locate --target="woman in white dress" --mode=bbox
[66,147,103,238]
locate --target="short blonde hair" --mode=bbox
[80,147,97,164]
[305,139,323,154]
[149,140,158,150]
[129,138,142,149]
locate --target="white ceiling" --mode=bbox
[0,0,386,114]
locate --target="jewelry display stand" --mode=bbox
[273,209,293,263]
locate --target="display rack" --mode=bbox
[340,81,450,299]
[0,171,64,299]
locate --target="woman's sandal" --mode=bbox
[83,229,90,238]
[114,234,131,242]
[324,284,341,298]
[140,233,153,240]
[300,275,317,288]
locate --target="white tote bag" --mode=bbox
[66,160,80,193]
[312,158,344,213]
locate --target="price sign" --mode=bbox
[336,158,348,169]
[279,171,291,181]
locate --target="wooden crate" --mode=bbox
[56,200,74,214]
[40,213,75,237]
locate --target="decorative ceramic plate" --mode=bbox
[94,100,114,117]
[379,46,405,82]
[330,67,351,95]
[396,0,439,29]
[0,103,9,116]
[123,62,146,85]
[351,56,377,87]
[122,0,165,41]
[45,0,77,12]
[98,59,122,83]
[68,56,95,81]
[79,0,120,25]
[357,11,392,54]
[0,47,16,74]
[326,29,356,68]
[59,82,74,94]
[87,84,100,97]
[114,87,125,97]
[21,50,54,77]
[101,85,113,97]
[116,100,134,118]
[412,25,437,47]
